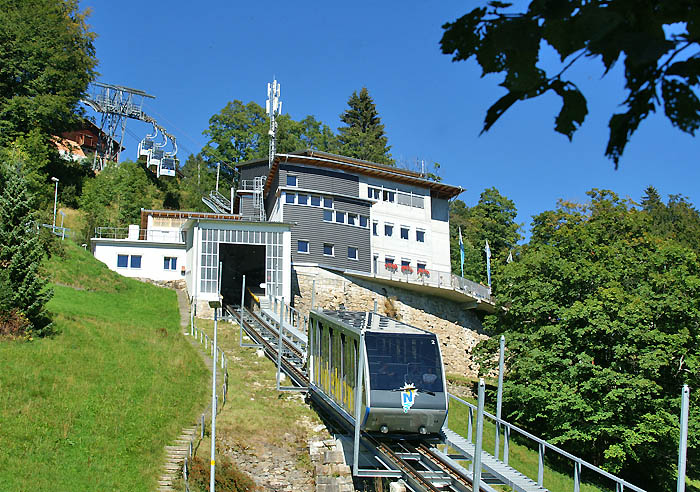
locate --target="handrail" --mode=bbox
[447,394,646,492]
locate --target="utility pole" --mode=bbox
[51,177,59,232]
[266,78,282,168]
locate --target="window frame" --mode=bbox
[285,192,295,204]
[117,254,128,268]
[323,243,335,257]
[400,226,409,240]
[335,211,345,224]
[384,223,393,237]
[323,209,333,222]
[348,246,358,260]
[297,240,310,254]
[416,229,426,243]
[130,255,142,269]
[286,174,298,187]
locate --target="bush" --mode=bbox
[187,455,259,492]
[0,309,30,339]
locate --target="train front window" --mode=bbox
[366,333,443,393]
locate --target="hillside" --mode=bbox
[0,241,209,491]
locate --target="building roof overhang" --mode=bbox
[237,150,464,200]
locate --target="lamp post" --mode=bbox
[51,177,59,232]
[208,298,222,492]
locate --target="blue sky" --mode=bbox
[81,1,699,240]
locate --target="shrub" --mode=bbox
[187,454,259,492]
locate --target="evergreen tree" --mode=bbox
[0,164,53,337]
[337,88,394,165]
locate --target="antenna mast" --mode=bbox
[266,78,282,168]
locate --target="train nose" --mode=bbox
[380,425,389,434]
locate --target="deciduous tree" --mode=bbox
[440,1,700,167]
[479,189,699,488]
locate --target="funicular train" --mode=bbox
[308,309,448,437]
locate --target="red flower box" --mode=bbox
[385,262,398,272]
[417,268,430,277]
[401,265,413,274]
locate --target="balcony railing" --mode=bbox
[369,264,493,302]
[93,227,183,243]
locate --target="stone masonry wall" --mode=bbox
[291,266,487,378]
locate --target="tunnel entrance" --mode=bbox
[219,243,266,309]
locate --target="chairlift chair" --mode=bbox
[137,124,158,160]
[159,136,177,177]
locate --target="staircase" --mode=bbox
[201,190,232,214]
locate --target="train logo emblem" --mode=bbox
[400,384,416,413]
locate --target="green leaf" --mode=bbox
[550,80,588,140]
[661,79,700,135]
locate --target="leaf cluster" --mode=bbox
[440,1,700,167]
[481,189,700,488]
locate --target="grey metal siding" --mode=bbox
[240,195,255,216]
[335,196,368,215]
[431,197,449,222]
[285,205,371,272]
[239,162,269,182]
[279,163,359,197]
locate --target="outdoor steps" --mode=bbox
[441,427,549,492]
[156,426,197,492]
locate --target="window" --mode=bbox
[335,212,345,224]
[117,254,128,268]
[323,209,333,222]
[373,221,378,236]
[286,175,298,186]
[348,246,358,260]
[323,243,334,256]
[368,187,381,200]
[285,192,295,204]
[400,226,409,240]
[348,214,356,226]
[416,230,425,242]
[130,255,142,269]
[385,223,393,237]
[298,194,308,205]
[383,190,395,202]
[297,240,309,253]
[311,195,321,206]
[164,257,177,270]
[417,262,427,271]
[323,197,333,208]
[360,216,368,228]
[401,259,411,267]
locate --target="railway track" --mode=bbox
[235,306,495,492]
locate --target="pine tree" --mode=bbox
[0,165,53,337]
[337,88,394,165]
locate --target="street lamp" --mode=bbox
[51,177,59,232]
[208,298,222,492]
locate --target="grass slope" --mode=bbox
[0,241,209,491]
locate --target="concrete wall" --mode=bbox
[291,265,487,378]
[93,240,186,282]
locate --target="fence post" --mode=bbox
[495,335,505,459]
[574,461,581,492]
[467,406,473,444]
[276,297,285,391]
[201,413,205,438]
[538,442,545,486]
[311,280,316,310]
[503,425,510,465]
[239,274,246,347]
[677,384,690,492]
[472,378,485,492]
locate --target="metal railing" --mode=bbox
[369,265,493,302]
[447,394,646,492]
[93,226,183,243]
[36,223,71,240]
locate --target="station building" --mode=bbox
[91,150,493,318]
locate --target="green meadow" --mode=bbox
[0,241,208,491]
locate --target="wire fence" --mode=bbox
[179,313,230,491]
